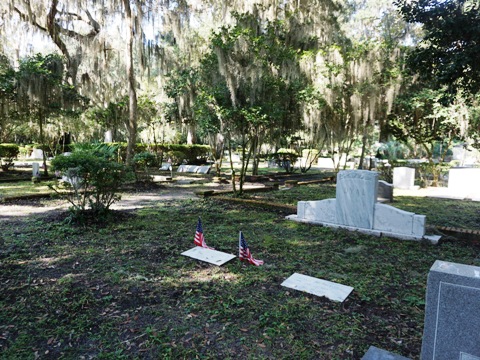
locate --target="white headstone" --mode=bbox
[281,273,354,302]
[30,148,44,159]
[336,170,378,228]
[196,165,211,174]
[104,129,113,143]
[181,247,236,266]
[287,170,438,242]
[393,167,415,189]
[448,168,480,199]
[32,162,40,177]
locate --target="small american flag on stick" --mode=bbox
[194,217,214,249]
[239,231,264,266]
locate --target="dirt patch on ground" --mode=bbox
[0,180,257,221]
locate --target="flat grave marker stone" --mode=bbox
[281,273,353,302]
[181,247,236,266]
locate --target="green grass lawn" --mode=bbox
[1,184,480,359]
[0,180,56,198]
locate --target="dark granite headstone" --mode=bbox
[377,180,393,202]
[421,260,480,360]
[361,346,410,360]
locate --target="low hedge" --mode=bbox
[0,144,20,171]
[0,144,20,159]
[107,143,210,165]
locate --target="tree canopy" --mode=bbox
[397,0,480,100]
[0,0,479,177]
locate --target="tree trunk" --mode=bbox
[38,110,48,176]
[358,133,367,170]
[186,124,196,145]
[227,135,236,193]
[123,0,138,165]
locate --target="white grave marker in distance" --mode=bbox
[281,273,354,302]
[181,247,236,266]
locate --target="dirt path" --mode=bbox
[0,181,260,222]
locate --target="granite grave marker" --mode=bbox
[421,260,480,360]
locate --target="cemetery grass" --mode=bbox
[1,190,480,359]
[246,184,480,231]
[0,181,58,199]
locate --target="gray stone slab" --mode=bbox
[281,273,353,302]
[378,180,393,202]
[181,247,236,266]
[285,215,440,243]
[336,170,378,229]
[361,346,410,360]
[421,260,480,360]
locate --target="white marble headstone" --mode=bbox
[286,169,436,242]
[31,148,44,159]
[32,162,40,177]
[181,247,236,266]
[196,165,211,174]
[336,170,378,229]
[281,273,354,302]
[393,167,415,189]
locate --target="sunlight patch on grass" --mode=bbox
[13,254,72,267]
[168,267,241,284]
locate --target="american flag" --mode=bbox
[194,217,214,249]
[239,231,264,266]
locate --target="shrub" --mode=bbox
[133,151,157,168]
[133,151,157,182]
[51,144,130,217]
[0,143,19,171]
[105,142,210,165]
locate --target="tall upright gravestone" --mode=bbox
[421,260,480,360]
[335,170,377,228]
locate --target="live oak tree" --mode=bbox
[202,12,309,194]
[2,0,468,174]
[0,0,170,164]
[14,53,87,175]
[396,0,480,101]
